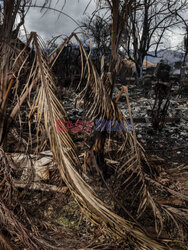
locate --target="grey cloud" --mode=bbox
[24,1,184,47]
[25,0,96,40]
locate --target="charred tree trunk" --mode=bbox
[135,57,144,84]
[91,0,122,179]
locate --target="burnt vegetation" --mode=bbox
[0,0,188,249]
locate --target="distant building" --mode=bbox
[142,60,156,69]
[123,57,156,69]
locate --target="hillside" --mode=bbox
[146,49,186,65]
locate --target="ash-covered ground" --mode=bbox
[58,82,188,167]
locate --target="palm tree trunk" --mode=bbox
[91,1,121,178]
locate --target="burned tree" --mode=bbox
[81,15,111,57]
[122,0,188,83]
[151,60,172,130]
[0,1,187,249]
[86,0,137,178]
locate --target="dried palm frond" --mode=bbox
[73,42,163,228]
[0,33,36,146]
[0,147,63,250]
[0,32,72,249]
[30,32,166,249]
[0,232,13,250]
[1,29,186,248]
[47,32,188,242]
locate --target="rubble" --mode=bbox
[59,84,187,152]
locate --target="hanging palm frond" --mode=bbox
[30,32,168,249]
[48,32,188,243]
[1,28,187,248]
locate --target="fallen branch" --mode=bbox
[145,176,188,201]
[13,180,68,193]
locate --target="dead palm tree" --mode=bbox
[0,1,187,249]
[43,31,188,248]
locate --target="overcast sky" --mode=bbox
[24,0,184,48]
[24,0,96,41]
